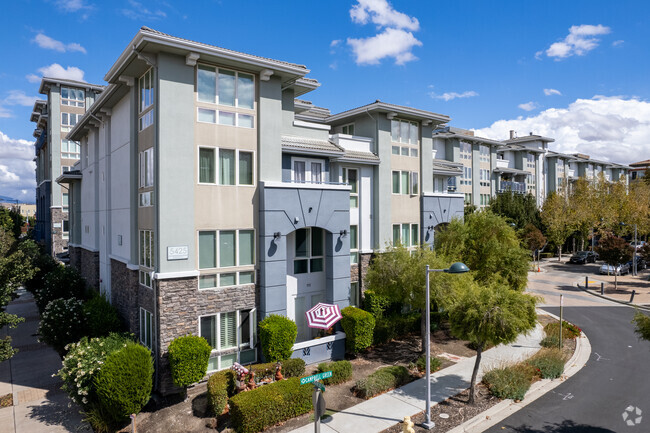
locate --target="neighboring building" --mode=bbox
[31,79,103,256]
[546,151,630,196]
[630,159,650,181]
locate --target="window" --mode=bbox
[392,146,400,155]
[480,169,490,187]
[140,308,153,350]
[480,145,490,163]
[341,124,355,135]
[447,176,457,192]
[401,147,409,156]
[393,170,417,195]
[461,167,472,185]
[480,194,490,207]
[391,119,418,144]
[200,309,257,372]
[139,148,154,188]
[199,148,253,186]
[61,139,80,159]
[139,230,154,288]
[196,108,254,128]
[464,193,472,204]
[411,172,419,195]
[393,223,418,247]
[139,191,154,207]
[291,157,325,184]
[219,149,235,185]
[197,65,255,109]
[199,148,215,183]
[61,112,80,127]
[342,168,358,208]
[410,148,418,158]
[350,282,360,307]
[198,229,255,288]
[62,220,69,240]
[526,153,535,169]
[61,87,85,107]
[350,225,358,265]
[460,142,472,160]
[62,192,69,212]
[294,227,323,274]
[139,68,154,131]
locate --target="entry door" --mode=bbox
[295,292,325,342]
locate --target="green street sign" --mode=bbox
[300,371,332,385]
[313,381,325,392]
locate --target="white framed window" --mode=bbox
[391,119,418,144]
[480,168,490,187]
[200,308,257,371]
[411,172,419,195]
[291,157,326,184]
[461,167,472,185]
[526,153,535,169]
[199,148,254,186]
[139,148,154,188]
[350,225,358,265]
[62,220,69,240]
[464,193,472,204]
[447,176,457,192]
[139,191,154,207]
[293,227,324,274]
[198,229,255,289]
[61,87,85,107]
[342,168,358,208]
[460,142,472,160]
[480,194,490,207]
[139,68,154,131]
[410,148,418,158]
[392,223,418,247]
[341,123,355,135]
[391,146,400,155]
[480,145,490,163]
[140,308,153,350]
[61,139,80,159]
[196,108,254,129]
[61,112,80,127]
[401,147,409,156]
[62,192,69,212]
[139,230,154,288]
[392,170,414,195]
[197,64,255,109]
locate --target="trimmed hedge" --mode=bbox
[373,312,420,345]
[95,342,153,423]
[83,294,123,338]
[527,348,566,379]
[544,321,581,340]
[249,358,306,380]
[317,360,352,385]
[363,290,391,318]
[483,364,536,400]
[207,370,235,416]
[259,315,297,362]
[168,335,212,389]
[341,306,375,353]
[229,377,311,433]
[354,366,410,399]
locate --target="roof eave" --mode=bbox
[327,102,450,124]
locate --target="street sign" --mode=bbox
[300,371,332,385]
[313,381,325,392]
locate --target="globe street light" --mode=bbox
[423,262,470,429]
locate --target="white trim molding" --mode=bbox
[153,270,200,280]
[291,331,346,351]
[293,120,331,131]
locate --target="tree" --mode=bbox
[541,192,574,260]
[447,282,538,404]
[569,177,597,252]
[489,191,541,230]
[596,235,634,290]
[435,211,530,291]
[522,224,546,270]
[640,243,650,264]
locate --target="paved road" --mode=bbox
[485,304,650,433]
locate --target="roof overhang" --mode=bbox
[56,171,83,184]
[503,135,555,144]
[494,167,529,175]
[39,77,104,95]
[433,133,502,147]
[328,101,450,124]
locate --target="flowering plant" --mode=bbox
[38,297,87,355]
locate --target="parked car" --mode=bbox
[627,255,648,271]
[631,241,647,251]
[569,251,597,264]
[599,263,631,275]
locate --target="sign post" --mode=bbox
[301,372,331,433]
[300,371,332,385]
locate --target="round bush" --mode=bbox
[57,333,132,408]
[168,335,212,388]
[528,348,566,379]
[38,297,88,355]
[95,342,153,423]
[415,355,442,373]
[483,364,535,400]
[280,358,306,378]
[83,294,123,338]
[540,335,560,348]
[341,306,375,353]
[317,360,352,385]
[35,266,88,312]
[259,315,297,362]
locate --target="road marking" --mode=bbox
[594,352,610,362]
[553,391,574,401]
[622,406,642,426]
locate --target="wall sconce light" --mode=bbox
[427,226,434,231]
[340,229,348,237]
[273,232,281,242]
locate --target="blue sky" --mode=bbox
[1,0,649,202]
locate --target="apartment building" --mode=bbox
[31,78,103,256]
[545,151,630,196]
[630,159,649,181]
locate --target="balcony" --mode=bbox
[567,169,576,178]
[496,159,510,169]
[498,181,526,194]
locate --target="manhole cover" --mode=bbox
[439,413,449,419]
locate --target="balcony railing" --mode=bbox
[498,181,526,194]
[496,159,510,169]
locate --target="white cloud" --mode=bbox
[0,130,36,203]
[33,33,86,54]
[121,0,166,20]
[429,89,478,101]
[348,28,422,65]
[330,40,341,48]
[518,102,538,111]
[474,96,650,164]
[53,0,89,12]
[541,24,611,60]
[26,63,85,83]
[544,88,562,96]
[612,40,624,47]
[4,91,39,107]
[346,0,422,65]
[350,0,419,31]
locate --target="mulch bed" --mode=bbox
[0,393,13,408]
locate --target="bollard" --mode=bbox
[630,290,636,303]
[585,276,589,289]
[600,282,604,295]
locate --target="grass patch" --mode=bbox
[544,321,581,340]
[0,393,12,408]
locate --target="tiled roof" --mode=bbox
[630,159,650,167]
[337,150,380,164]
[432,160,462,175]
[281,136,344,155]
[140,27,307,70]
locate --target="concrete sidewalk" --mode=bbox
[0,289,90,433]
[289,322,544,433]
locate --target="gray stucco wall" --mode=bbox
[421,194,464,248]
[259,77,283,182]
[421,124,434,194]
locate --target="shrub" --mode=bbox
[38,297,88,355]
[95,342,153,423]
[168,335,212,389]
[414,355,442,373]
[363,290,391,318]
[317,360,352,385]
[35,266,88,312]
[341,306,375,353]
[83,294,122,338]
[373,312,420,345]
[528,348,566,379]
[483,364,536,400]
[207,370,235,416]
[354,366,411,399]
[540,335,560,348]
[544,321,581,340]
[57,333,132,408]
[23,249,58,294]
[259,315,297,362]
[229,377,311,433]
[280,358,306,378]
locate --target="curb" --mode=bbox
[446,310,592,433]
[574,282,650,311]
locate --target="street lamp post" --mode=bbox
[423,262,469,430]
